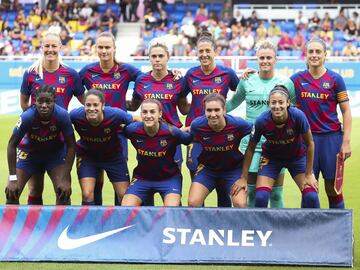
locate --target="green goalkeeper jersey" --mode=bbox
[226,73,295,152]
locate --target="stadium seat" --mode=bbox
[291,50,303,57]
[77,22,89,32]
[97,4,107,14]
[188,3,199,13]
[71,49,80,56]
[175,3,187,12]
[334,30,345,41]
[280,21,296,33]
[73,32,85,40]
[24,30,36,40]
[244,50,254,56]
[5,11,16,22]
[164,4,175,13]
[278,50,292,56]
[332,40,346,52]
[109,4,120,15]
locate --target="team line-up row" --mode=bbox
[5,31,352,209]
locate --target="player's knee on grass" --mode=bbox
[255,187,271,208]
[301,187,320,208]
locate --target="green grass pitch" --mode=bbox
[0,115,358,270]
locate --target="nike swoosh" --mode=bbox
[57,224,134,250]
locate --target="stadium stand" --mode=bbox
[0,1,359,57]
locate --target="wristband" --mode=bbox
[8,175,17,181]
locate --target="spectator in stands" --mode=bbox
[247,10,259,31]
[208,10,220,24]
[87,12,102,31]
[196,2,208,17]
[144,9,157,31]
[334,7,348,31]
[10,22,24,41]
[239,28,254,51]
[79,3,94,19]
[278,32,293,51]
[350,11,359,28]
[293,30,305,51]
[344,20,358,41]
[221,11,232,27]
[294,11,308,31]
[194,5,208,25]
[120,0,130,22]
[27,9,41,30]
[342,40,358,56]
[31,29,43,55]
[15,9,27,30]
[59,28,71,47]
[182,11,194,26]
[309,11,321,32]
[321,12,333,32]
[267,27,280,47]
[158,9,169,31]
[255,21,267,42]
[267,20,281,38]
[101,8,118,35]
[230,9,246,28]
[129,0,140,22]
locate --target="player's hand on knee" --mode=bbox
[231,178,247,196]
[5,182,20,201]
[304,173,318,192]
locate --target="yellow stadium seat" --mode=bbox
[77,22,89,32]
[68,20,78,32]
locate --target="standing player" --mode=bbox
[6,85,75,205]
[20,32,85,205]
[291,39,352,208]
[70,90,134,205]
[79,31,141,205]
[183,31,240,207]
[233,85,319,208]
[122,99,192,207]
[188,94,252,208]
[226,40,296,208]
[127,40,189,166]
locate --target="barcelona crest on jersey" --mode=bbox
[227,134,234,141]
[166,83,174,89]
[160,139,168,147]
[104,128,111,134]
[57,76,67,84]
[214,77,222,84]
[322,82,330,89]
[113,72,121,79]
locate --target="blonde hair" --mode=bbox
[148,38,170,58]
[28,32,66,79]
[255,39,277,55]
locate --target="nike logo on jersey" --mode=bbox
[136,139,143,143]
[144,85,150,89]
[91,74,100,78]
[203,137,210,140]
[32,126,40,130]
[192,80,199,83]
[301,82,308,86]
[57,225,134,250]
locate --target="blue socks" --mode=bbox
[255,187,271,208]
[301,187,320,208]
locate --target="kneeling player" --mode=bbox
[122,99,192,207]
[6,85,75,205]
[233,85,320,208]
[70,89,134,205]
[188,93,253,208]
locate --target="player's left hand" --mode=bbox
[304,173,319,192]
[231,178,247,196]
[239,68,257,80]
[171,69,183,81]
[340,141,351,160]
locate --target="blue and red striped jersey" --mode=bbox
[291,69,348,134]
[251,106,310,161]
[183,65,239,126]
[14,105,74,152]
[133,71,186,128]
[190,114,252,171]
[21,65,84,110]
[125,122,192,181]
[70,106,133,160]
[79,62,141,110]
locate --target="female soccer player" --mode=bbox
[232,85,320,208]
[290,39,352,208]
[183,31,240,207]
[20,32,85,205]
[122,99,192,207]
[127,40,189,166]
[70,89,134,205]
[6,85,75,205]
[188,93,253,208]
[226,40,296,208]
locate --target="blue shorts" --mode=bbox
[186,142,202,173]
[193,164,242,194]
[126,174,182,202]
[258,155,306,180]
[16,148,65,175]
[313,132,342,180]
[174,145,183,166]
[77,153,129,182]
[119,132,128,160]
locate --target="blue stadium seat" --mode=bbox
[73,32,85,40]
[109,4,120,15]
[71,50,80,56]
[244,50,254,56]
[280,21,296,33]
[332,40,346,52]
[175,3,186,12]
[89,29,98,39]
[24,30,36,39]
[278,50,292,56]
[164,4,175,13]
[291,50,303,57]
[334,30,345,41]
[97,4,107,14]
[188,3,198,13]
[5,12,16,22]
